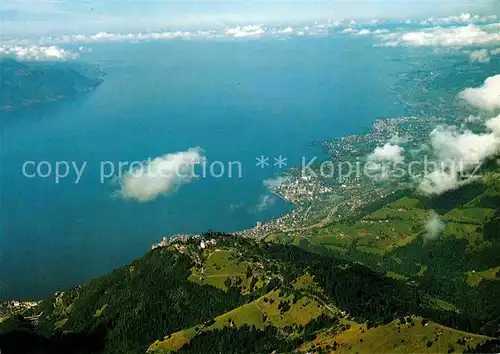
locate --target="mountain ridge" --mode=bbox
[2,229,500,353]
[0,58,103,111]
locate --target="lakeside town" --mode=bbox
[147,113,448,244]
[0,300,40,322]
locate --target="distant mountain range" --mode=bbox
[0,58,103,110]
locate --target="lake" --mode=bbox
[0,35,408,299]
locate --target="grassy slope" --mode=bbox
[311,173,498,251]
[292,175,500,291]
[466,266,500,287]
[15,243,250,354]
[257,174,500,351]
[301,317,490,353]
[148,250,333,353]
[148,289,328,353]
[148,238,498,354]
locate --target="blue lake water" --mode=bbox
[1,36,408,299]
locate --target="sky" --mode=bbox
[1,0,498,37]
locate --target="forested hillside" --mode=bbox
[2,225,500,353]
[0,59,103,110]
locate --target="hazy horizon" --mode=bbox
[1,0,498,37]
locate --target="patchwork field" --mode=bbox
[188,249,262,292]
[466,266,500,287]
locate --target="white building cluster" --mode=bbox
[151,234,216,250]
[199,238,217,249]
[151,236,168,250]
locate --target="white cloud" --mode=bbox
[229,202,244,212]
[491,48,500,55]
[263,176,290,191]
[368,143,405,164]
[420,13,497,26]
[225,25,265,38]
[2,14,499,52]
[59,30,195,43]
[458,74,500,111]
[119,147,204,202]
[419,169,464,195]
[418,75,500,196]
[255,176,289,211]
[78,46,92,53]
[356,29,371,36]
[469,49,490,63]
[0,44,78,61]
[388,134,409,145]
[341,27,358,34]
[486,114,500,136]
[430,126,499,170]
[379,23,500,48]
[424,211,445,242]
[366,143,405,180]
[256,194,276,212]
[372,28,390,35]
[419,115,500,195]
[350,28,389,36]
[279,27,294,34]
[2,30,208,53]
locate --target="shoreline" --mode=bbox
[158,113,441,244]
